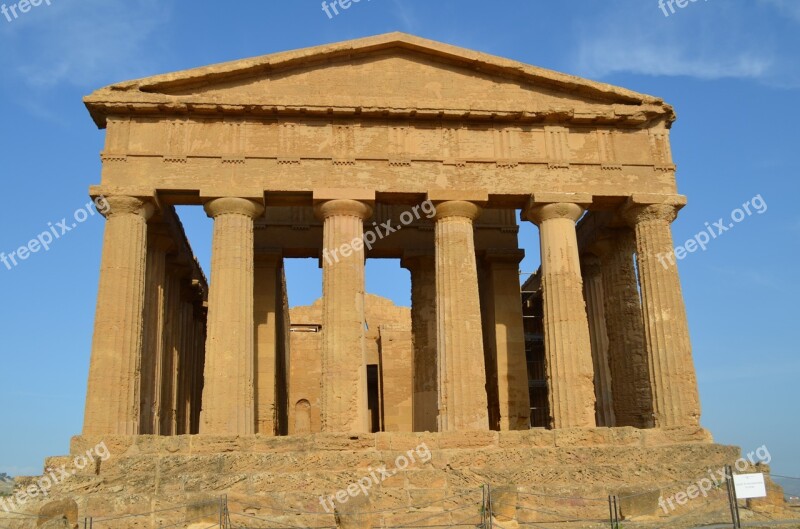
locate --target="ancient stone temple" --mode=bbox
[5,33,780,529]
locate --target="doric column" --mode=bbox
[191,303,207,434]
[254,252,281,436]
[401,251,438,433]
[523,196,596,429]
[83,195,154,436]
[314,198,373,433]
[200,197,264,435]
[159,264,186,436]
[176,278,197,435]
[482,250,531,430]
[624,201,701,427]
[139,232,172,434]
[433,200,489,431]
[580,255,615,427]
[593,230,654,428]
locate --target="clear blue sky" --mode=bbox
[0,0,798,487]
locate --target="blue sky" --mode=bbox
[0,0,798,488]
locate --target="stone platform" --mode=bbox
[0,428,761,529]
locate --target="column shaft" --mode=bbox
[626,204,700,427]
[435,201,489,431]
[598,230,654,427]
[139,236,170,434]
[525,202,596,429]
[83,196,153,436]
[403,254,438,432]
[159,270,182,436]
[200,197,264,434]
[581,256,615,427]
[482,252,531,430]
[316,199,372,433]
[254,254,280,435]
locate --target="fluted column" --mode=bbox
[254,252,281,436]
[625,203,700,427]
[139,233,172,434]
[434,201,489,431]
[401,252,438,433]
[83,195,154,436]
[159,265,185,436]
[315,199,372,433]
[594,230,654,427]
[580,255,615,427]
[200,197,264,434]
[483,250,531,430]
[524,200,596,429]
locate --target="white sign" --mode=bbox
[733,473,767,499]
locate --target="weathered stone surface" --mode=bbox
[433,200,490,431]
[200,197,264,435]
[625,202,701,428]
[524,200,596,429]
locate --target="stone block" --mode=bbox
[618,486,662,519]
[406,469,448,489]
[554,427,612,447]
[642,427,713,446]
[189,435,254,454]
[437,430,498,449]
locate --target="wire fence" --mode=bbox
[2,468,800,529]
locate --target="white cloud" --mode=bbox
[576,40,772,80]
[2,0,171,89]
[569,1,798,87]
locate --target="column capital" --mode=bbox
[579,254,603,277]
[203,197,264,219]
[103,196,156,220]
[433,200,482,221]
[400,250,435,271]
[314,199,373,221]
[623,203,679,226]
[484,248,525,266]
[524,202,585,225]
[254,250,283,267]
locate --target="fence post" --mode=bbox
[481,485,487,528]
[486,483,494,529]
[607,494,620,528]
[223,494,230,529]
[725,464,741,529]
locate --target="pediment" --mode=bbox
[85,33,674,128]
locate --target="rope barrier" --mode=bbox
[90,500,219,523]
[229,510,335,529]
[384,502,477,528]
[237,487,481,517]
[512,489,607,502]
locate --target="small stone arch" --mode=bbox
[294,399,311,434]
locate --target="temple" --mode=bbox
[7,33,774,529]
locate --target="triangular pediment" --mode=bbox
[85,33,673,127]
